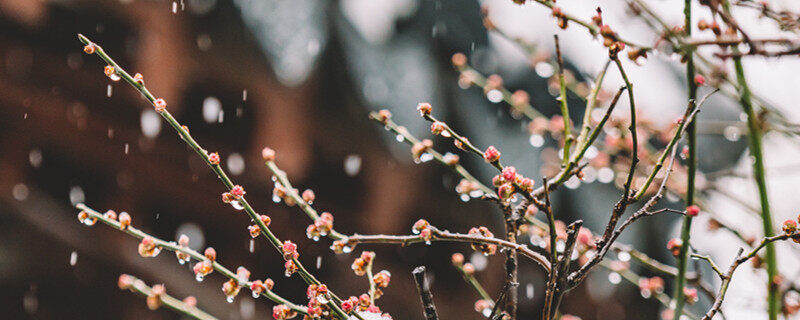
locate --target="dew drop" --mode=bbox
[195,274,204,282]
[272,195,281,203]
[226,296,234,303]
[441,131,451,138]
[69,251,78,266]
[316,295,329,304]
[172,1,178,13]
[179,258,186,265]
[342,246,353,254]
[231,200,245,211]
[482,308,492,317]
[109,74,121,81]
[252,291,260,298]
[459,194,470,202]
[396,134,404,142]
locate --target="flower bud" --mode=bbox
[431,121,446,135]
[118,212,131,230]
[103,210,117,220]
[451,253,464,266]
[153,98,166,112]
[417,103,432,116]
[118,274,133,289]
[483,146,501,163]
[783,220,797,234]
[83,44,96,54]
[686,205,700,217]
[302,189,315,204]
[133,73,144,85]
[376,109,392,124]
[262,147,276,161]
[282,241,298,260]
[694,74,705,86]
[667,238,683,257]
[230,185,246,198]
[204,247,217,261]
[208,152,220,165]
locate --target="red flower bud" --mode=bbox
[153,98,167,112]
[230,185,246,198]
[686,205,700,217]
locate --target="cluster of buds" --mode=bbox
[306,212,334,240]
[193,248,216,281]
[412,219,434,244]
[330,237,357,254]
[175,234,191,265]
[249,278,274,298]
[222,279,240,303]
[341,296,359,313]
[638,276,665,297]
[411,139,434,162]
[77,210,97,226]
[272,304,297,320]
[272,183,299,206]
[248,215,272,238]
[468,227,498,255]
[493,166,535,201]
[307,284,330,304]
[138,236,161,257]
[667,238,683,257]
[352,251,375,276]
[147,284,166,310]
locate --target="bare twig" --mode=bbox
[412,266,439,320]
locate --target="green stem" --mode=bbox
[722,7,778,320]
[554,35,574,166]
[124,274,219,320]
[672,1,697,318]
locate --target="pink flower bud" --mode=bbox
[694,74,705,86]
[783,220,797,234]
[302,189,315,204]
[178,234,190,246]
[483,146,501,163]
[153,98,167,112]
[230,185,246,198]
[262,147,276,161]
[686,205,700,217]
[118,212,131,230]
[502,166,517,181]
[204,247,217,261]
[417,102,433,116]
[431,121,446,135]
[207,152,220,165]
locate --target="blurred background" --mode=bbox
[1,0,799,319]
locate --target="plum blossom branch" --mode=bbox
[118,274,218,320]
[343,225,551,273]
[77,34,351,320]
[75,204,307,315]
